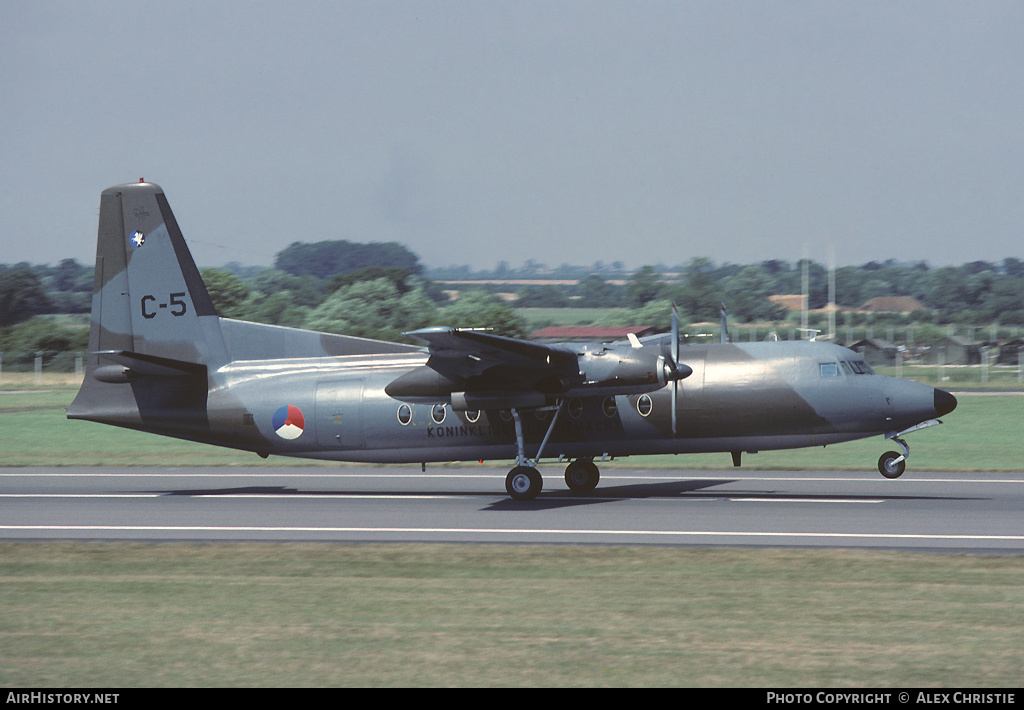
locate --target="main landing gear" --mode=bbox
[503,404,601,500]
[505,466,543,500]
[504,459,601,501]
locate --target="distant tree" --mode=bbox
[439,290,527,338]
[52,258,91,292]
[1003,258,1024,279]
[0,267,51,327]
[575,275,622,308]
[250,268,327,309]
[305,278,438,342]
[200,268,250,318]
[663,257,722,322]
[274,240,422,279]
[601,299,678,330]
[328,266,417,295]
[0,317,88,354]
[515,284,572,308]
[625,266,663,308]
[720,266,788,323]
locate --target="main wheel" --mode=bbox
[506,466,542,500]
[878,451,906,479]
[564,460,600,492]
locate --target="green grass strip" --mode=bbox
[2,543,1023,687]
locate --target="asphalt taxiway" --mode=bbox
[2,466,1023,552]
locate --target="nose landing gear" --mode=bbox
[878,448,907,479]
[877,419,943,479]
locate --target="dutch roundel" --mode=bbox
[272,405,305,440]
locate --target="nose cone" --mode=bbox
[934,388,957,417]
[885,379,958,430]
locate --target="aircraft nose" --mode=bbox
[934,388,957,417]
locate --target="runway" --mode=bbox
[2,466,1023,552]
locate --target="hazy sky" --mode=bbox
[3,1,1022,271]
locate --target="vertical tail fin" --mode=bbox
[69,182,224,428]
[88,181,225,365]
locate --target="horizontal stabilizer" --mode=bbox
[92,350,206,383]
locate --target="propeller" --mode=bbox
[672,302,680,435]
[659,302,686,435]
[656,303,690,435]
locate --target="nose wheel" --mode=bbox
[878,450,907,479]
[878,432,914,479]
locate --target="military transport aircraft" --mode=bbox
[68,182,958,500]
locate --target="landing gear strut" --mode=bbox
[877,420,942,479]
[504,405,561,501]
[504,403,606,500]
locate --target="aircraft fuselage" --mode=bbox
[79,339,949,466]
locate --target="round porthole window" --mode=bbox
[465,409,480,423]
[431,403,446,424]
[602,397,617,418]
[637,395,653,417]
[567,399,583,419]
[397,404,412,425]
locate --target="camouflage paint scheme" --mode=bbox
[68,183,957,499]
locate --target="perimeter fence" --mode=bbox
[2,348,1022,390]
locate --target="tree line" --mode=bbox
[3,241,1024,363]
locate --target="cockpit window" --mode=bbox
[820,362,840,377]
[845,359,875,375]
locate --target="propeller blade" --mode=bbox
[672,302,680,364]
[671,302,679,436]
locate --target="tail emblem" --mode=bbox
[130,231,145,248]
[272,405,305,440]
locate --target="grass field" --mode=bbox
[2,544,1024,687]
[1,387,1021,471]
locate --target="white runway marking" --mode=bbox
[3,524,1023,543]
[732,497,883,503]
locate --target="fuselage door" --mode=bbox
[315,379,365,449]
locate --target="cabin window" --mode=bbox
[465,409,480,423]
[636,395,653,417]
[567,399,583,419]
[602,397,618,418]
[819,362,840,377]
[431,403,447,424]
[397,404,412,425]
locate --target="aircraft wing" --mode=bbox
[404,326,577,382]
[394,326,685,411]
